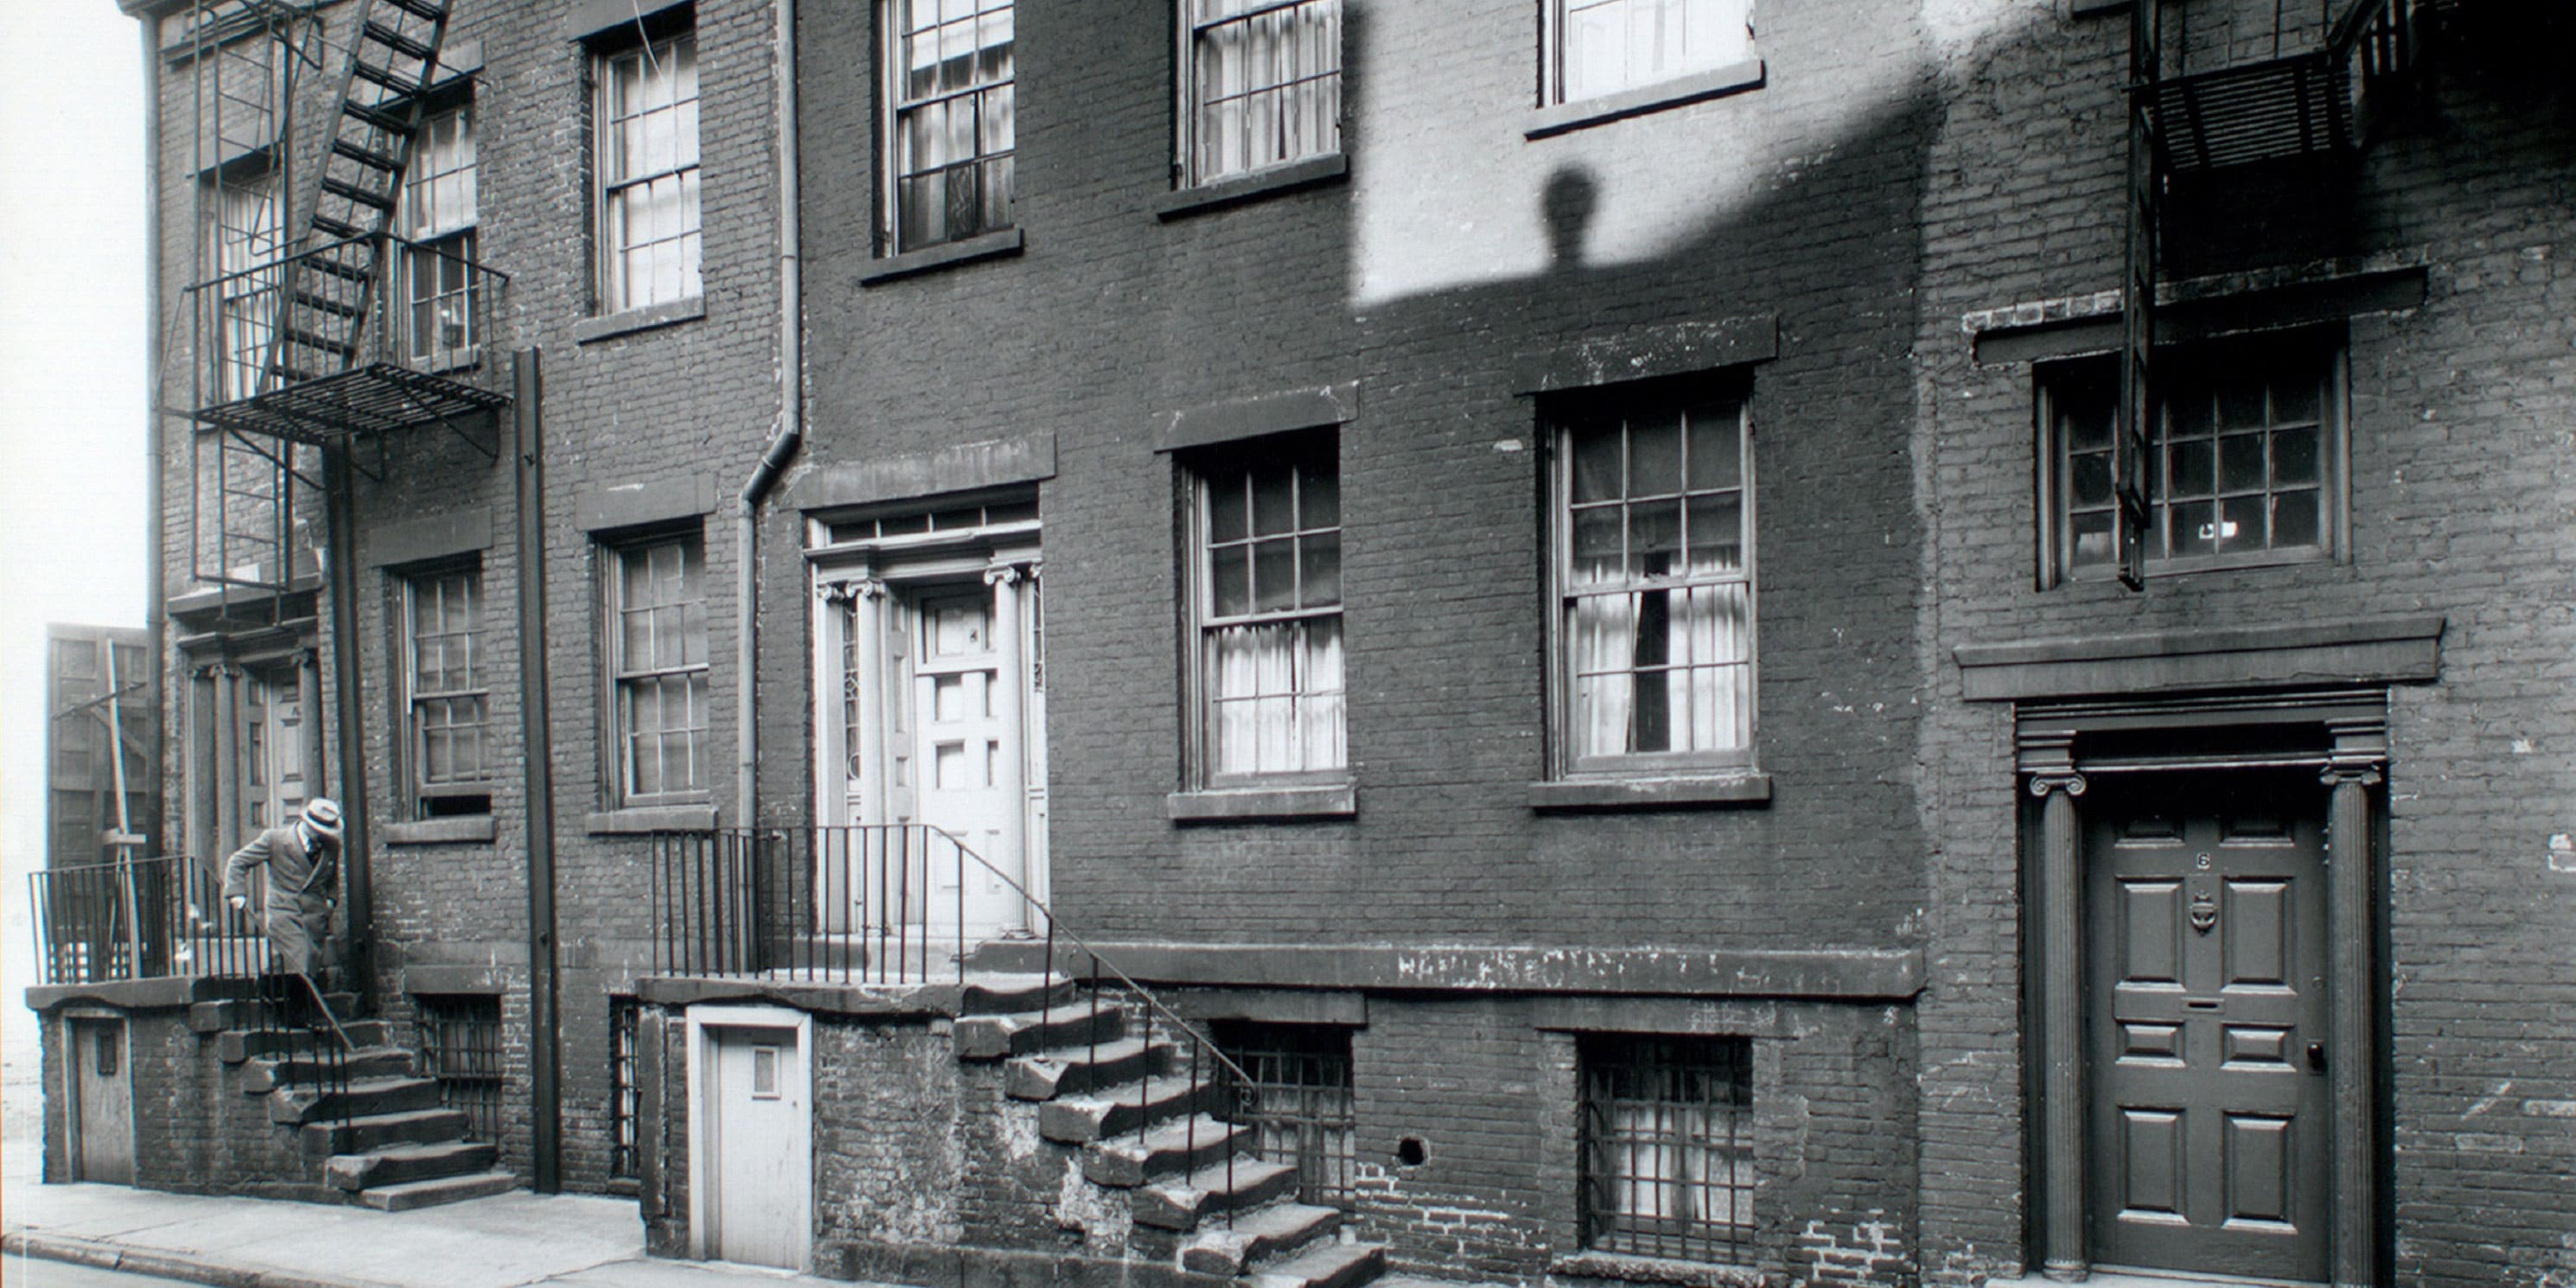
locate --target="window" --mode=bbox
[399,102,479,365]
[1551,386,1753,774]
[1188,437,1345,783]
[883,0,1015,252]
[609,998,641,1181]
[606,533,709,804]
[1578,1034,1753,1265]
[1213,1022,1356,1211]
[399,564,492,818]
[1544,0,1755,105]
[2042,334,2342,582]
[206,169,282,399]
[1180,0,1341,184]
[596,29,702,312]
[414,994,505,1144]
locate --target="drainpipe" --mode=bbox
[140,17,168,869]
[736,0,802,827]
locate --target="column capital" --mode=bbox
[2029,771,2088,799]
[817,577,886,605]
[2321,759,2383,788]
[983,564,1023,588]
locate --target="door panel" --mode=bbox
[707,1026,807,1268]
[2086,775,2329,1282]
[70,1017,135,1184]
[903,586,1021,936]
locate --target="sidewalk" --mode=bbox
[1,1172,883,1288]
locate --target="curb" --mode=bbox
[4,1229,402,1288]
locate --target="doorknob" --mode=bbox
[2306,1042,2327,1074]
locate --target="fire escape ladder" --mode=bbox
[267,0,460,392]
[2116,0,2162,591]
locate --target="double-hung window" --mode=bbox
[884,0,1015,252]
[399,563,492,818]
[2041,332,2343,583]
[1189,437,1345,784]
[1578,1034,1755,1265]
[1543,0,1756,106]
[607,533,709,805]
[1180,0,1342,184]
[1552,386,1754,774]
[207,170,282,400]
[596,28,702,313]
[400,103,478,366]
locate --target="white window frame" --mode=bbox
[399,99,480,369]
[594,28,702,314]
[2037,332,2349,587]
[1547,385,1757,778]
[1176,0,1342,187]
[881,0,1017,253]
[399,561,493,816]
[1540,0,1757,108]
[1184,435,1347,787]
[605,532,710,807]
[205,166,282,401]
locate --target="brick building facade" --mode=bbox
[35,0,2571,1285]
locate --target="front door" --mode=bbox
[901,585,1023,935]
[68,1016,135,1184]
[241,666,308,834]
[2085,774,2331,1282]
[705,1024,809,1268]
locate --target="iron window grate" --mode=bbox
[414,993,504,1145]
[609,998,641,1180]
[1214,1021,1356,1211]
[1578,1033,1754,1265]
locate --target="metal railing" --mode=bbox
[182,232,509,420]
[30,855,268,984]
[30,855,354,1130]
[650,826,1266,1222]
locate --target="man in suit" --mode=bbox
[224,797,343,978]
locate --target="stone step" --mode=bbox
[1180,1202,1342,1277]
[1132,1158,1300,1232]
[1008,1036,1171,1102]
[243,1047,413,1094]
[1039,1074,1220,1145]
[302,1106,474,1157]
[1243,1240,1387,1288]
[270,1075,442,1125]
[218,1021,394,1063]
[352,1169,520,1212]
[326,1139,499,1191]
[1081,1115,1249,1189]
[956,972,1077,1017]
[953,1003,1124,1062]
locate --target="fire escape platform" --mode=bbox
[194,361,508,445]
[2142,52,2355,173]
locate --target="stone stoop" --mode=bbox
[955,984,1391,1288]
[202,992,519,1210]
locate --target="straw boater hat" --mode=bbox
[302,798,344,841]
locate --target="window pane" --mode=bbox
[2272,489,2320,548]
[1685,494,1742,573]
[1252,468,1296,535]
[1211,547,1252,617]
[1252,538,1298,613]
[1572,429,1623,503]
[1685,409,1740,490]
[2272,425,2318,485]
[2219,433,2265,494]
[1628,411,1683,495]
[1300,532,1342,607]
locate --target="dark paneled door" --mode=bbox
[69,1016,135,1184]
[2085,775,2330,1282]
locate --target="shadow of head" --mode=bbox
[1542,166,1600,269]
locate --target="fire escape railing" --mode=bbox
[182,232,511,443]
[2137,0,2426,175]
[650,826,1263,1215]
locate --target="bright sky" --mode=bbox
[0,3,150,1078]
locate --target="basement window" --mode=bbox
[610,998,641,1181]
[1213,1021,1357,1211]
[1578,1033,1754,1265]
[414,993,504,1144]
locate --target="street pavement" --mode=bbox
[0,1171,889,1288]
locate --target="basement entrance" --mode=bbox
[2083,772,2330,1282]
[67,1013,135,1184]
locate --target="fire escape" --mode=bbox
[177,0,505,600]
[2111,0,2426,587]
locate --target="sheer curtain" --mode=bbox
[1211,618,1343,776]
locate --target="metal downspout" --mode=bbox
[141,17,168,869]
[736,0,802,826]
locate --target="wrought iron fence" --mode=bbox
[29,855,268,985]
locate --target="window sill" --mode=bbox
[572,296,705,345]
[1525,59,1767,139]
[585,803,717,835]
[1549,1251,1762,1288]
[383,816,498,846]
[1167,783,1355,823]
[1528,773,1772,813]
[1153,153,1349,221]
[858,227,1024,285]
